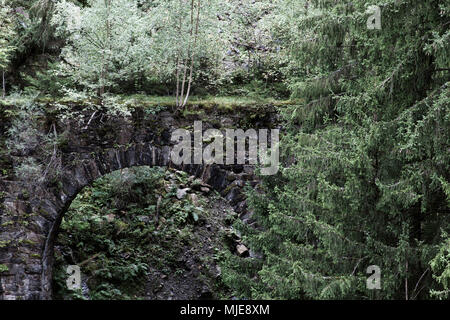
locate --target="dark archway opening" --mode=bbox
[52,165,235,300]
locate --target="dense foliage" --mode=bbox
[1,0,448,300]
[0,0,16,97]
[51,0,154,96]
[54,167,228,299]
[222,0,450,300]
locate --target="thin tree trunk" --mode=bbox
[179,0,195,108]
[2,70,5,99]
[405,261,409,300]
[179,59,188,107]
[99,65,105,97]
[182,0,201,107]
[106,0,111,90]
[175,55,181,107]
[175,0,183,107]
[99,0,111,98]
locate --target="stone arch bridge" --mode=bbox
[0,103,278,299]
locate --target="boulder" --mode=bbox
[189,193,200,206]
[200,187,210,194]
[236,244,249,257]
[176,188,191,199]
[137,215,151,223]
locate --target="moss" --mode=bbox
[80,132,90,140]
[1,220,15,227]
[0,264,9,273]
[18,220,28,227]
[105,94,297,112]
[38,208,52,219]
[222,184,235,196]
[19,239,37,246]
[0,240,12,248]
[181,108,205,118]
[21,190,30,200]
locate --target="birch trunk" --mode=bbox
[182,0,201,107]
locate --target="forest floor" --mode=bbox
[143,195,237,300]
[52,167,240,300]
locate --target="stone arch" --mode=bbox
[0,107,265,300]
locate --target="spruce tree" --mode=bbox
[222,0,450,300]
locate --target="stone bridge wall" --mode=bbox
[0,103,277,299]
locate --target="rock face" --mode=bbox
[0,103,277,300]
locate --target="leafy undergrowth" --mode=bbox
[0,101,15,179]
[116,94,299,109]
[53,166,236,300]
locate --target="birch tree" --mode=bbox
[149,0,229,108]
